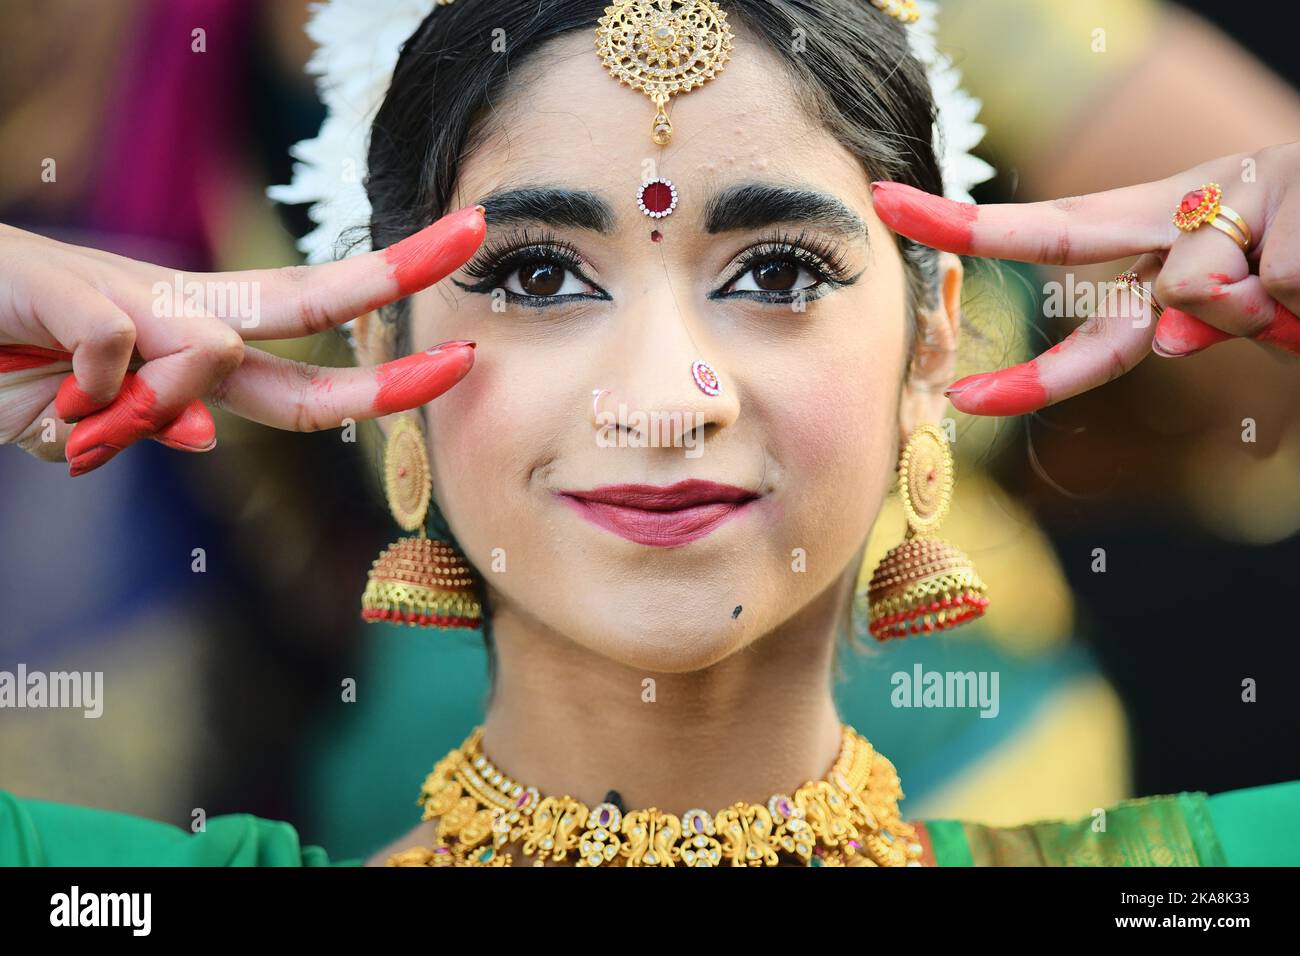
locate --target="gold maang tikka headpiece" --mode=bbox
[273,0,997,265]
[594,0,736,146]
[594,1,924,147]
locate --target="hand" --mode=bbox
[0,205,486,475]
[870,143,1300,416]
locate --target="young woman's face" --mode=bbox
[407,28,924,672]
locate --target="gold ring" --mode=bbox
[1173,182,1251,252]
[1213,204,1252,246]
[1113,269,1164,319]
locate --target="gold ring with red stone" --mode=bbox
[1173,182,1251,252]
[1113,269,1164,319]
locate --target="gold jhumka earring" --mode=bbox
[361,416,483,629]
[865,423,989,640]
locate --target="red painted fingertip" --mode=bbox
[944,372,988,397]
[154,400,217,451]
[372,342,477,415]
[870,181,977,254]
[385,205,488,297]
[55,374,108,423]
[945,364,1047,416]
[67,444,117,478]
[64,372,165,461]
[1255,301,1300,354]
[1152,309,1233,358]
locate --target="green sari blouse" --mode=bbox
[3,780,1297,867]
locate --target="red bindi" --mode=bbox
[638,179,678,219]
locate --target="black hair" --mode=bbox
[359,0,947,698]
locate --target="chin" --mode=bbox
[535,590,743,671]
[590,626,752,674]
[551,587,767,674]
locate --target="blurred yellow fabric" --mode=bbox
[939,0,1161,162]
[858,468,1130,822]
[909,674,1131,825]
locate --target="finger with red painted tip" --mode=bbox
[1152,309,1235,357]
[1255,302,1300,355]
[62,302,245,473]
[870,180,1174,264]
[1153,276,1300,358]
[151,400,217,452]
[944,363,1048,417]
[64,371,168,475]
[191,205,488,341]
[56,373,106,423]
[68,444,116,478]
[210,340,477,431]
[944,256,1163,415]
[66,401,215,474]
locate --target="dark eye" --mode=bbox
[731,256,822,294]
[503,259,592,298]
[454,230,610,306]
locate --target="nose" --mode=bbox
[588,302,740,449]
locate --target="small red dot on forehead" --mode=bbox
[651,230,663,243]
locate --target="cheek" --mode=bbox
[420,350,560,551]
[777,371,889,474]
[752,316,904,591]
[411,302,516,504]
[424,359,513,464]
[777,319,904,480]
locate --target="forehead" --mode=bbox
[453,26,869,223]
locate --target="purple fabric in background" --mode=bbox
[0,0,260,657]
[85,0,258,271]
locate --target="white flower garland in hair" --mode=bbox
[268,0,996,267]
[909,0,996,204]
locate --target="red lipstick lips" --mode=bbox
[558,479,760,547]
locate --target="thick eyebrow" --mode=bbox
[704,182,867,242]
[473,186,615,233]
[472,181,867,243]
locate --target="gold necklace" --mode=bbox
[386,724,926,867]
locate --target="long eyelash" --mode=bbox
[729,228,858,288]
[453,225,858,302]
[457,226,589,291]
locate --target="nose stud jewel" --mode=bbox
[692,359,721,396]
